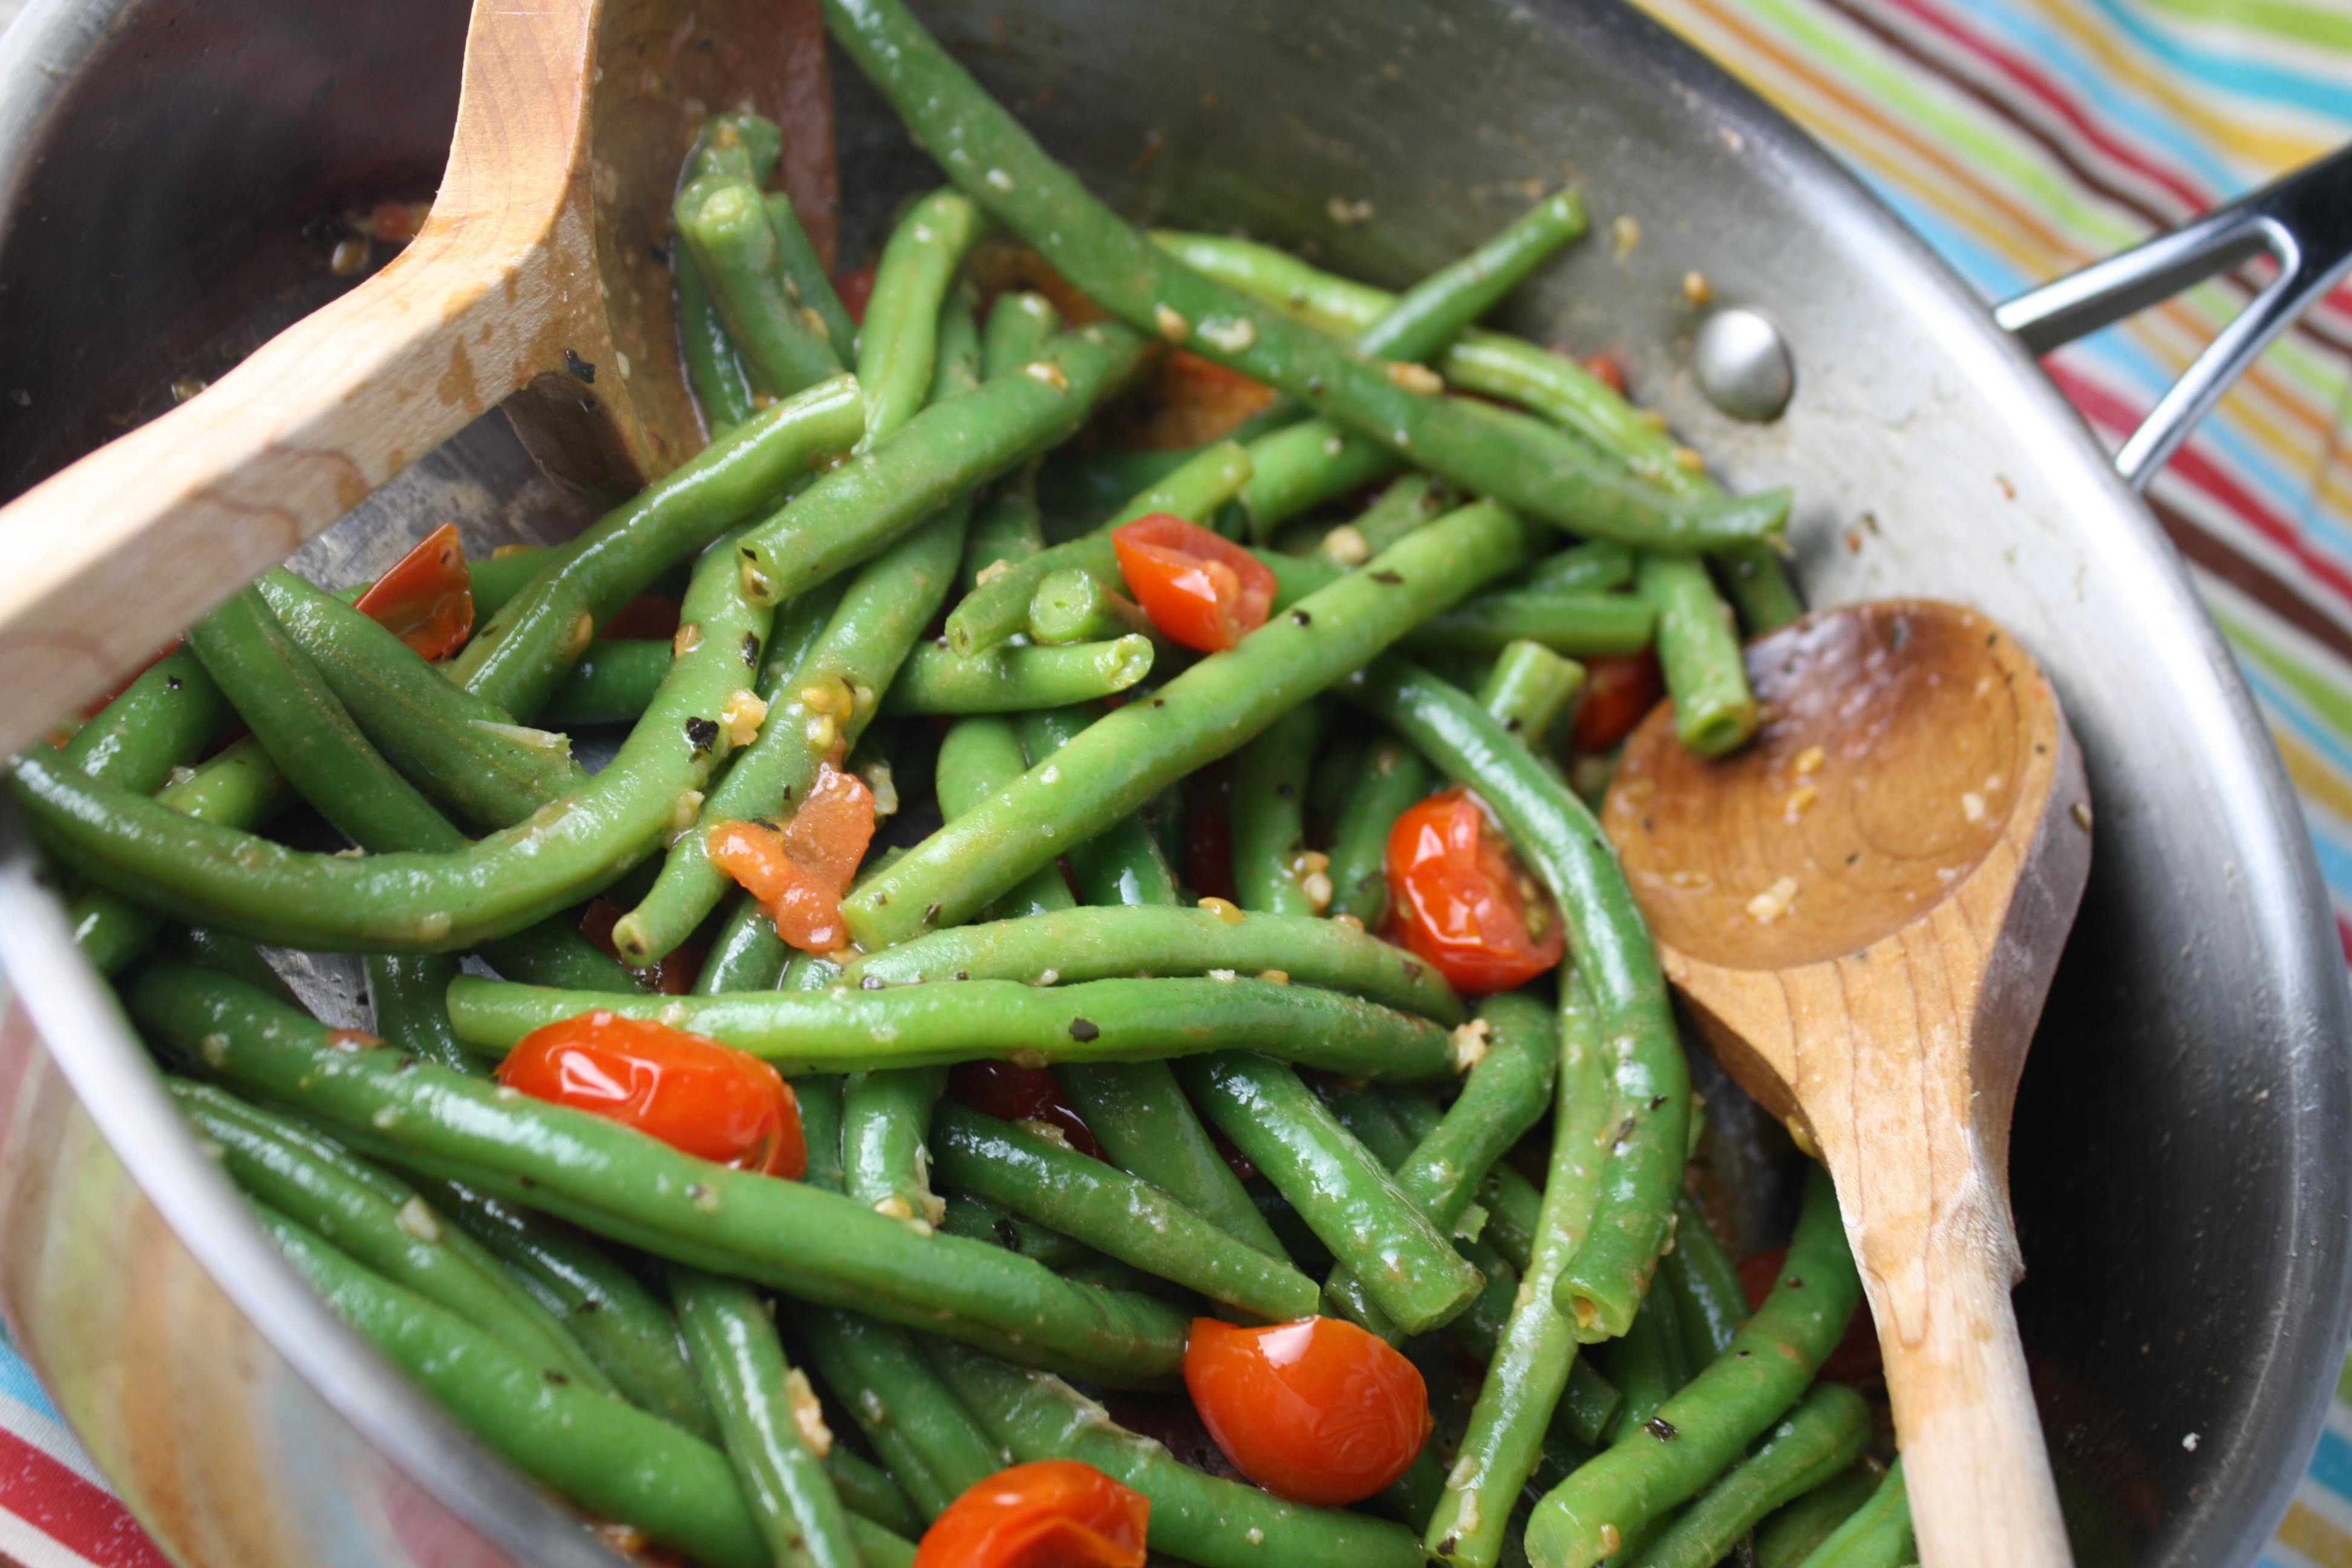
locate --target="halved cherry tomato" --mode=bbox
[706,760,876,953]
[1183,1315,1432,1507]
[1570,649,1663,753]
[1740,1247,1883,1384]
[353,522,474,661]
[497,1011,804,1178]
[949,1060,1103,1160]
[1111,514,1275,653]
[599,593,681,641]
[913,1460,1149,1568]
[1385,788,1566,994]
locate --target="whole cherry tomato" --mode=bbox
[497,1011,805,1178]
[1385,788,1566,994]
[913,1460,1148,1568]
[706,760,877,954]
[948,1061,1104,1160]
[353,522,475,661]
[1740,1247,1883,1384]
[1111,513,1276,653]
[1570,649,1664,753]
[1182,1315,1432,1507]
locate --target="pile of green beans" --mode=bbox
[30,21,1912,1564]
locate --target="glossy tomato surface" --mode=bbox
[1183,1316,1432,1506]
[1385,788,1566,993]
[913,1460,1148,1568]
[497,1011,805,1178]
[1570,649,1664,753]
[948,1061,1103,1159]
[706,759,876,953]
[1111,512,1275,652]
[353,522,474,661]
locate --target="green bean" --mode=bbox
[852,500,1535,946]
[1524,1165,1863,1568]
[59,646,225,793]
[936,715,1074,920]
[1155,230,1805,632]
[24,524,781,954]
[186,587,463,855]
[880,634,1154,714]
[366,952,471,1073]
[1035,1064,1276,1265]
[857,190,987,443]
[1525,540,1636,596]
[792,1073,847,1195]
[1308,473,1446,564]
[1034,446,1195,531]
[1661,1190,1748,1368]
[1324,738,1429,929]
[613,503,961,966]
[1478,640,1586,746]
[982,290,1062,377]
[173,1079,613,1388]
[1624,1384,1871,1568]
[448,375,860,719]
[136,961,1191,1383]
[698,893,792,995]
[1791,1460,1910,1568]
[540,639,670,726]
[421,1177,719,1442]
[1344,655,1685,1343]
[1177,1051,1478,1334]
[1762,1464,1895,1568]
[1603,1287,1689,1439]
[822,1447,924,1540]
[932,1103,1318,1321]
[1361,188,1589,362]
[943,439,1253,656]
[1389,1083,1550,1274]
[678,233,758,434]
[670,1264,863,1568]
[1237,420,1405,539]
[1014,707,1181,910]
[1561,1359,1628,1449]
[842,1065,947,1226]
[1634,552,1756,756]
[924,1341,1426,1568]
[962,472,1047,592]
[677,175,845,399]
[937,1192,1098,1271]
[1405,588,1655,659]
[467,547,561,619]
[846,1518,918,1568]
[253,1206,767,1568]
[1025,566,1151,646]
[155,924,301,1008]
[817,0,1786,548]
[688,110,784,185]
[765,192,860,366]
[258,569,584,829]
[734,325,1146,608]
[1436,1235,1522,1361]
[797,1307,1008,1520]
[1229,702,1324,915]
[839,905,1461,1022]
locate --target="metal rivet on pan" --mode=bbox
[1693,307,1793,422]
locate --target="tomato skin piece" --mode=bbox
[1570,649,1663,753]
[1111,513,1276,653]
[913,1460,1149,1568]
[354,522,475,661]
[497,1011,805,1178]
[834,266,877,325]
[1385,788,1566,995]
[949,1060,1104,1160]
[705,760,877,954]
[1183,1316,1432,1507]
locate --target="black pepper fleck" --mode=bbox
[1069,1018,1101,1042]
[564,348,596,384]
[543,1369,571,1385]
[741,632,760,667]
[1370,569,1403,584]
[165,676,182,691]
[684,716,720,755]
[1645,1417,1679,1441]
[924,901,942,924]
[1291,609,1312,626]
[1649,1094,1668,1110]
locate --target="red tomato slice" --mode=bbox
[497,1011,804,1178]
[949,1061,1104,1160]
[914,1460,1148,1568]
[1111,514,1275,653]
[1740,1247,1883,1383]
[354,522,475,661]
[1570,649,1664,753]
[1183,1316,1432,1506]
[1385,788,1566,994]
[706,760,877,954]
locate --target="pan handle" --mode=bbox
[1993,143,2352,491]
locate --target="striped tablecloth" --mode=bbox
[0,0,2348,1564]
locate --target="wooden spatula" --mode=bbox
[0,0,831,754]
[1602,599,2091,1567]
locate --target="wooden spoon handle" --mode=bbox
[1863,1200,2074,1567]
[0,234,546,754]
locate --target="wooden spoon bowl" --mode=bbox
[1604,600,2093,1567]
[0,0,832,750]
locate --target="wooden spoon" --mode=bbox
[0,0,834,753]
[1602,600,2091,1568]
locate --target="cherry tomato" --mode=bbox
[354,523,475,661]
[706,760,876,954]
[949,1060,1103,1160]
[1385,788,1566,994]
[497,1011,804,1178]
[913,1460,1149,1568]
[599,593,681,641]
[1183,1316,1432,1506]
[1111,514,1275,653]
[834,266,877,325]
[1570,650,1663,753]
[1180,762,1239,906]
[1740,1248,1883,1384]
[1578,351,1627,396]
[1097,348,1276,449]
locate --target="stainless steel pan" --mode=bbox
[0,1,2344,1564]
